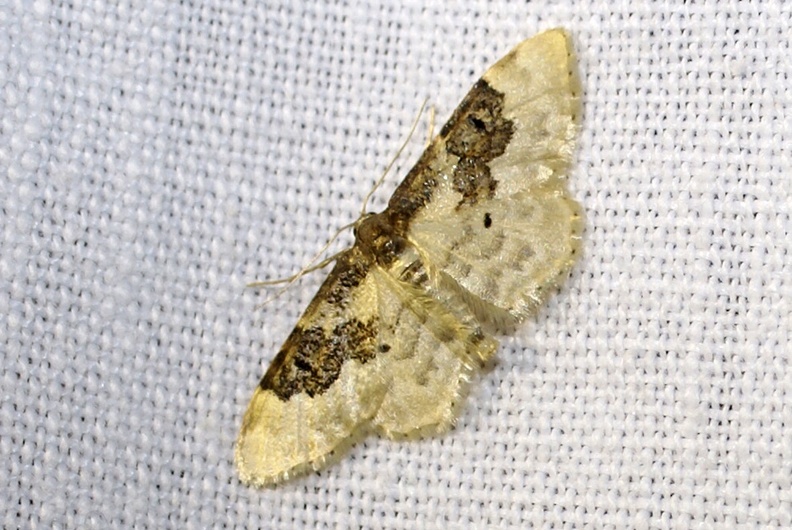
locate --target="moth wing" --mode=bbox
[236,247,498,485]
[479,27,581,197]
[368,248,499,437]
[409,187,583,325]
[394,29,583,322]
[236,248,389,486]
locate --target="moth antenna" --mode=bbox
[425,105,436,148]
[248,218,356,289]
[249,249,346,308]
[248,99,431,304]
[360,97,430,216]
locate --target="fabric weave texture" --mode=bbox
[2,1,790,528]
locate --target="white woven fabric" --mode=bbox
[3,1,790,528]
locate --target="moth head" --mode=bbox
[353,212,405,265]
[352,212,376,239]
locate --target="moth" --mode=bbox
[236,28,583,486]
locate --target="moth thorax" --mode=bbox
[354,212,406,265]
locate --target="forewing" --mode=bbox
[388,29,582,321]
[235,247,389,486]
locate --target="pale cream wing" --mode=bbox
[481,27,581,197]
[368,245,498,437]
[236,247,390,486]
[387,29,582,321]
[408,186,582,323]
[385,29,579,218]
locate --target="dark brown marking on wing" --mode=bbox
[387,152,440,231]
[441,80,513,162]
[442,80,514,208]
[260,316,379,400]
[385,79,513,229]
[257,248,378,400]
[471,327,486,346]
[451,158,498,208]
[324,251,369,307]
